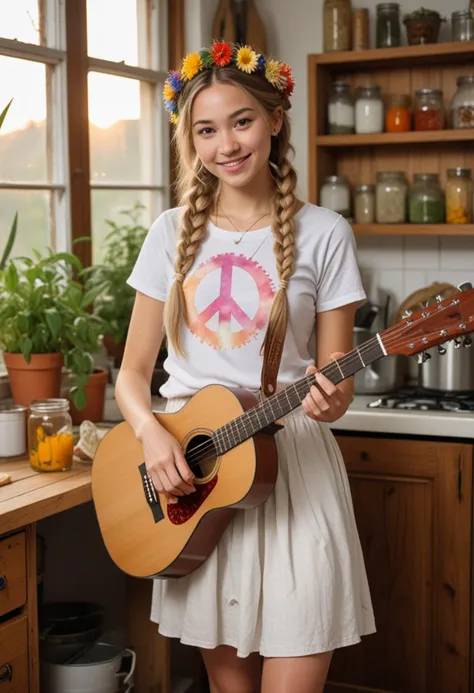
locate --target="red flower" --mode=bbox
[283,75,295,99]
[280,63,292,77]
[212,41,232,67]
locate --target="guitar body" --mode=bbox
[92,385,280,579]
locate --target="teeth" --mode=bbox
[222,157,247,167]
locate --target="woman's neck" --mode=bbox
[216,168,275,217]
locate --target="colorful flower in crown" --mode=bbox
[168,70,183,92]
[163,81,176,102]
[236,46,259,74]
[181,52,203,81]
[257,54,266,71]
[279,63,295,98]
[211,40,233,67]
[264,59,283,88]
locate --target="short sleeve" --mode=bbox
[126,210,176,301]
[316,215,366,312]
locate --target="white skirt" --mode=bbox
[151,398,376,659]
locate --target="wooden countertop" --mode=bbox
[0,456,92,535]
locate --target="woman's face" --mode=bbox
[190,83,280,189]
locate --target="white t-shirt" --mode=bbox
[127,203,366,398]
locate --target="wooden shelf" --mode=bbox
[316,130,474,147]
[353,224,474,236]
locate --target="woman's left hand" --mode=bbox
[302,352,353,423]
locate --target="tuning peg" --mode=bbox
[402,310,413,319]
[437,344,447,355]
[416,351,431,364]
[458,281,473,292]
[435,294,444,302]
[464,335,472,348]
[453,337,462,349]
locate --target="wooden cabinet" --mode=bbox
[0,615,29,692]
[327,435,473,693]
[0,533,26,618]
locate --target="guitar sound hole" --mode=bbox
[185,434,216,480]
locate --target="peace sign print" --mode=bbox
[184,253,275,350]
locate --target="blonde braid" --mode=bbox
[164,163,216,356]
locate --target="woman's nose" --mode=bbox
[219,131,240,157]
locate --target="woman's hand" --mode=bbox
[138,418,195,504]
[302,352,353,423]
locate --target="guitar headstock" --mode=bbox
[380,283,474,359]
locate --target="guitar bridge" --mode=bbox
[138,463,164,523]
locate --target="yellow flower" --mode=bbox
[265,59,283,88]
[181,52,202,81]
[169,113,179,124]
[163,81,176,101]
[236,46,259,74]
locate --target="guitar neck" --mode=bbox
[213,334,385,455]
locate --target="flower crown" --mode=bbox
[163,41,295,124]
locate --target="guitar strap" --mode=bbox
[260,328,286,398]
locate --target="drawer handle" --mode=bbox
[0,576,6,591]
[0,665,12,684]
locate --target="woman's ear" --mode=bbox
[271,106,284,136]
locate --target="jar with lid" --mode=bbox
[323,0,352,52]
[445,168,473,223]
[451,10,474,42]
[355,85,384,134]
[354,185,375,223]
[409,173,445,223]
[353,8,370,50]
[413,89,444,131]
[376,3,401,48]
[328,82,355,134]
[385,94,411,132]
[375,171,407,223]
[320,175,351,216]
[28,399,74,472]
[450,76,474,129]
[0,404,27,457]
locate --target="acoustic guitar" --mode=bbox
[92,284,474,579]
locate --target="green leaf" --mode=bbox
[17,313,30,333]
[0,99,13,130]
[72,236,92,246]
[49,252,83,271]
[0,212,18,271]
[18,336,33,362]
[5,261,18,292]
[73,316,88,342]
[70,385,88,411]
[44,308,62,340]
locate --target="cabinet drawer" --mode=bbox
[0,615,28,692]
[0,534,26,618]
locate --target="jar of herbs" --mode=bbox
[320,175,351,216]
[446,168,473,224]
[328,82,355,134]
[28,399,74,472]
[376,3,401,48]
[409,173,445,223]
[375,171,407,223]
[355,85,384,133]
[324,0,352,52]
[354,185,375,223]
[413,89,444,130]
[385,94,411,132]
[450,76,474,129]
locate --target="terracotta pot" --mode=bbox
[4,352,63,407]
[69,367,108,425]
[102,335,126,368]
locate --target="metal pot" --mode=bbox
[353,327,399,394]
[419,338,474,392]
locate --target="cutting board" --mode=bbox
[245,0,268,54]
[212,0,237,42]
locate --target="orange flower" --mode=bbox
[212,41,232,67]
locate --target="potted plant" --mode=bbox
[403,8,445,45]
[0,249,106,413]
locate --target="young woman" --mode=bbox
[116,42,375,693]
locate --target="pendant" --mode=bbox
[234,239,241,245]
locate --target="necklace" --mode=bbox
[217,205,271,244]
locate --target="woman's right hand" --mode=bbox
[139,418,196,504]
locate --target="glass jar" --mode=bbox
[353,8,370,50]
[413,89,444,131]
[355,85,384,133]
[320,175,351,216]
[409,173,445,223]
[450,76,474,129]
[375,171,407,223]
[385,94,411,132]
[323,0,352,52]
[354,185,375,223]
[28,399,74,472]
[376,3,401,48]
[445,168,473,223]
[328,82,355,134]
[452,10,474,42]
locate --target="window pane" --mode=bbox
[89,73,147,183]
[0,57,48,181]
[91,190,161,264]
[0,0,40,45]
[0,190,50,258]
[87,0,139,65]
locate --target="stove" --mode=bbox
[368,388,474,412]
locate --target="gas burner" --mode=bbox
[367,388,474,412]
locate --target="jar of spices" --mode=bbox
[385,94,411,132]
[409,173,445,223]
[446,168,473,223]
[413,89,444,131]
[451,10,474,42]
[353,8,370,50]
[320,175,351,216]
[450,76,474,129]
[354,184,375,223]
[376,3,401,48]
[28,399,74,472]
[375,171,407,223]
[328,82,355,134]
[323,0,352,52]
[355,85,384,133]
